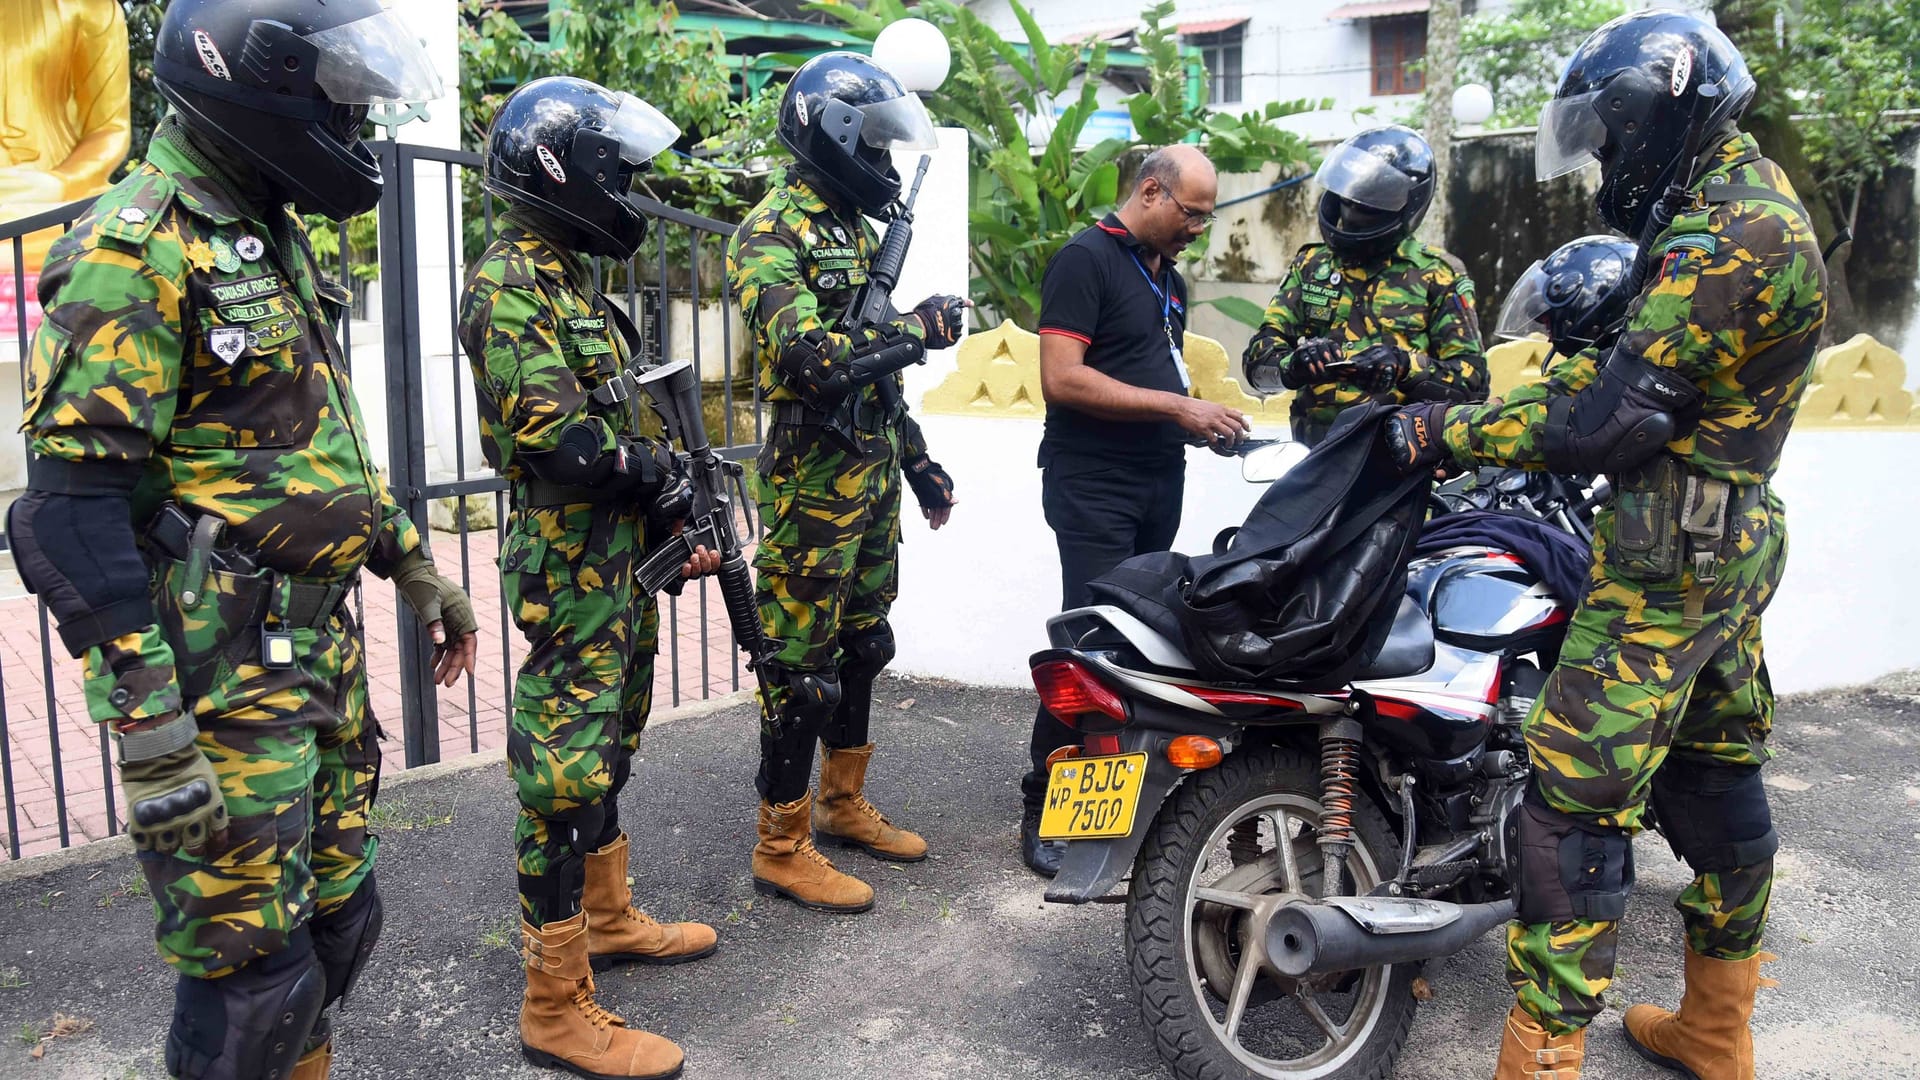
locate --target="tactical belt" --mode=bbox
[145,506,353,630]
[1677,470,1768,629]
[512,477,629,508]
[771,399,895,433]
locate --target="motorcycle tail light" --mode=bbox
[1084,733,1124,757]
[1165,735,1223,770]
[1032,659,1129,729]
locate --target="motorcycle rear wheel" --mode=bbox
[1127,745,1416,1080]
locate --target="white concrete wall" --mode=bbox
[890,413,1920,696]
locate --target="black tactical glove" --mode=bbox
[904,454,955,510]
[1350,342,1411,393]
[390,547,479,641]
[912,295,968,350]
[1283,337,1342,389]
[1383,402,1454,475]
[119,715,228,856]
[623,439,692,525]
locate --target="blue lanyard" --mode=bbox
[1126,249,1173,329]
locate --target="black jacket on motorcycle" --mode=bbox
[1089,404,1431,684]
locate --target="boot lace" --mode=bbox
[572,976,626,1030]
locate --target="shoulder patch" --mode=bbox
[1662,232,1718,257]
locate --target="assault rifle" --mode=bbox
[632,360,771,681]
[822,153,933,452]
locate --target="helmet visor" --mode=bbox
[1493,260,1554,340]
[1535,90,1608,181]
[305,9,446,105]
[1314,142,1417,211]
[607,93,682,166]
[855,93,938,152]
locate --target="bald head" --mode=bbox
[1119,144,1218,263]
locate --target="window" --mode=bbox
[1189,27,1245,105]
[1370,15,1426,97]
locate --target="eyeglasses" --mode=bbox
[1163,187,1216,227]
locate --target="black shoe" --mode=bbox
[1020,811,1066,878]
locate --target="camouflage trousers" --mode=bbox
[752,423,901,800]
[1510,490,1784,1034]
[500,502,658,925]
[133,566,378,980]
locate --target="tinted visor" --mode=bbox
[854,93,938,151]
[1535,90,1609,181]
[305,8,445,105]
[606,93,682,166]
[1314,142,1416,211]
[1493,260,1554,340]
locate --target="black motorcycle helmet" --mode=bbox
[777,51,938,218]
[1537,9,1756,235]
[152,0,443,222]
[483,77,680,261]
[1495,235,1637,355]
[1314,125,1435,262]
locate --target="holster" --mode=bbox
[1607,458,1755,628]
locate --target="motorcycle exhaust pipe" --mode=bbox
[1267,896,1515,978]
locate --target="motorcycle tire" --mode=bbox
[1126,744,1416,1080]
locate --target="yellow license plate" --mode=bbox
[1038,752,1149,840]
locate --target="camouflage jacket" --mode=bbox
[1443,132,1828,485]
[727,168,928,460]
[23,118,420,723]
[458,215,647,485]
[1246,235,1486,427]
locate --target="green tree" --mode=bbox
[119,1,168,179]
[812,0,1321,329]
[1455,0,1627,129]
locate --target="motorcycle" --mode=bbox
[1028,442,1600,1080]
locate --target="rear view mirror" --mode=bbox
[1241,441,1309,484]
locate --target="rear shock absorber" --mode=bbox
[1317,719,1365,897]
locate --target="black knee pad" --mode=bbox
[1506,793,1635,923]
[596,754,633,850]
[839,622,896,680]
[758,664,840,802]
[166,927,325,1080]
[310,876,383,1012]
[1651,759,1777,875]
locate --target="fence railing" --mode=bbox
[0,139,760,857]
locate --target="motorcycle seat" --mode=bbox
[1355,595,1435,680]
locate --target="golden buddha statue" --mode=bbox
[0,0,131,277]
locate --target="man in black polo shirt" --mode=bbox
[1020,145,1249,875]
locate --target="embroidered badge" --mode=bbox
[208,326,247,365]
[235,235,265,262]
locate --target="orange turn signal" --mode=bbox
[1165,735,1223,770]
[1044,745,1084,769]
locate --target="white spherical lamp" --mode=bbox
[872,18,952,93]
[1452,83,1495,126]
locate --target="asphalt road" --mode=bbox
[0,674,1915,1079]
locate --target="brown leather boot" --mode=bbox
[751,793,874,913]
[291,1037,330,1080]
[519,913,684,1079]
[582,833,719,971]
[1493,1005,1585,1079]
[813,743,928,862]
[1623,949,1776,1080]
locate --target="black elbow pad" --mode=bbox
[517,421,616,488]
[8,490,155,657]
[1543,350,1703,475]
[775,329,853,410]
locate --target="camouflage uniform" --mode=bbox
[21,118,412,978]
[727,169,928,798]
[1440,133,1827,1033]
[1246,236,1486,443]
[458,214,663,925]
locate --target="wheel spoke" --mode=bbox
[1222,952,1262,1043]
[1194,886,1261,911]
[1296,988,1345,1042]
[1269,809,1302,891]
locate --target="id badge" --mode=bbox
[1166,325,1191,390]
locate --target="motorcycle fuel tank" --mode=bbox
[1407,549,1568,653]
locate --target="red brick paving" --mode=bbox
[0,526,756,861]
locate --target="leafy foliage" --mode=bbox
[1780,0,1920,226]
[812,0,1320,329]
[1454,0,1628,129]
[120,2,168,181]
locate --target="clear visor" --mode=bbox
[1493,260,1553,340]
[607,93,681,166]
[305,9,446,105]
[1535,90,1608,181]
[855,93,938,151]
[1314,142,1415,211]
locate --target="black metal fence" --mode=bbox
[0,138,760,857]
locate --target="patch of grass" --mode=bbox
[475,914,520,957]
[98,874,150,910]
[0,967,26,989]
[14,1022,36,1047]
[36,890,60,909]
[934,894,956,924]
[723,908,742,925]
[368,799,456,832]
